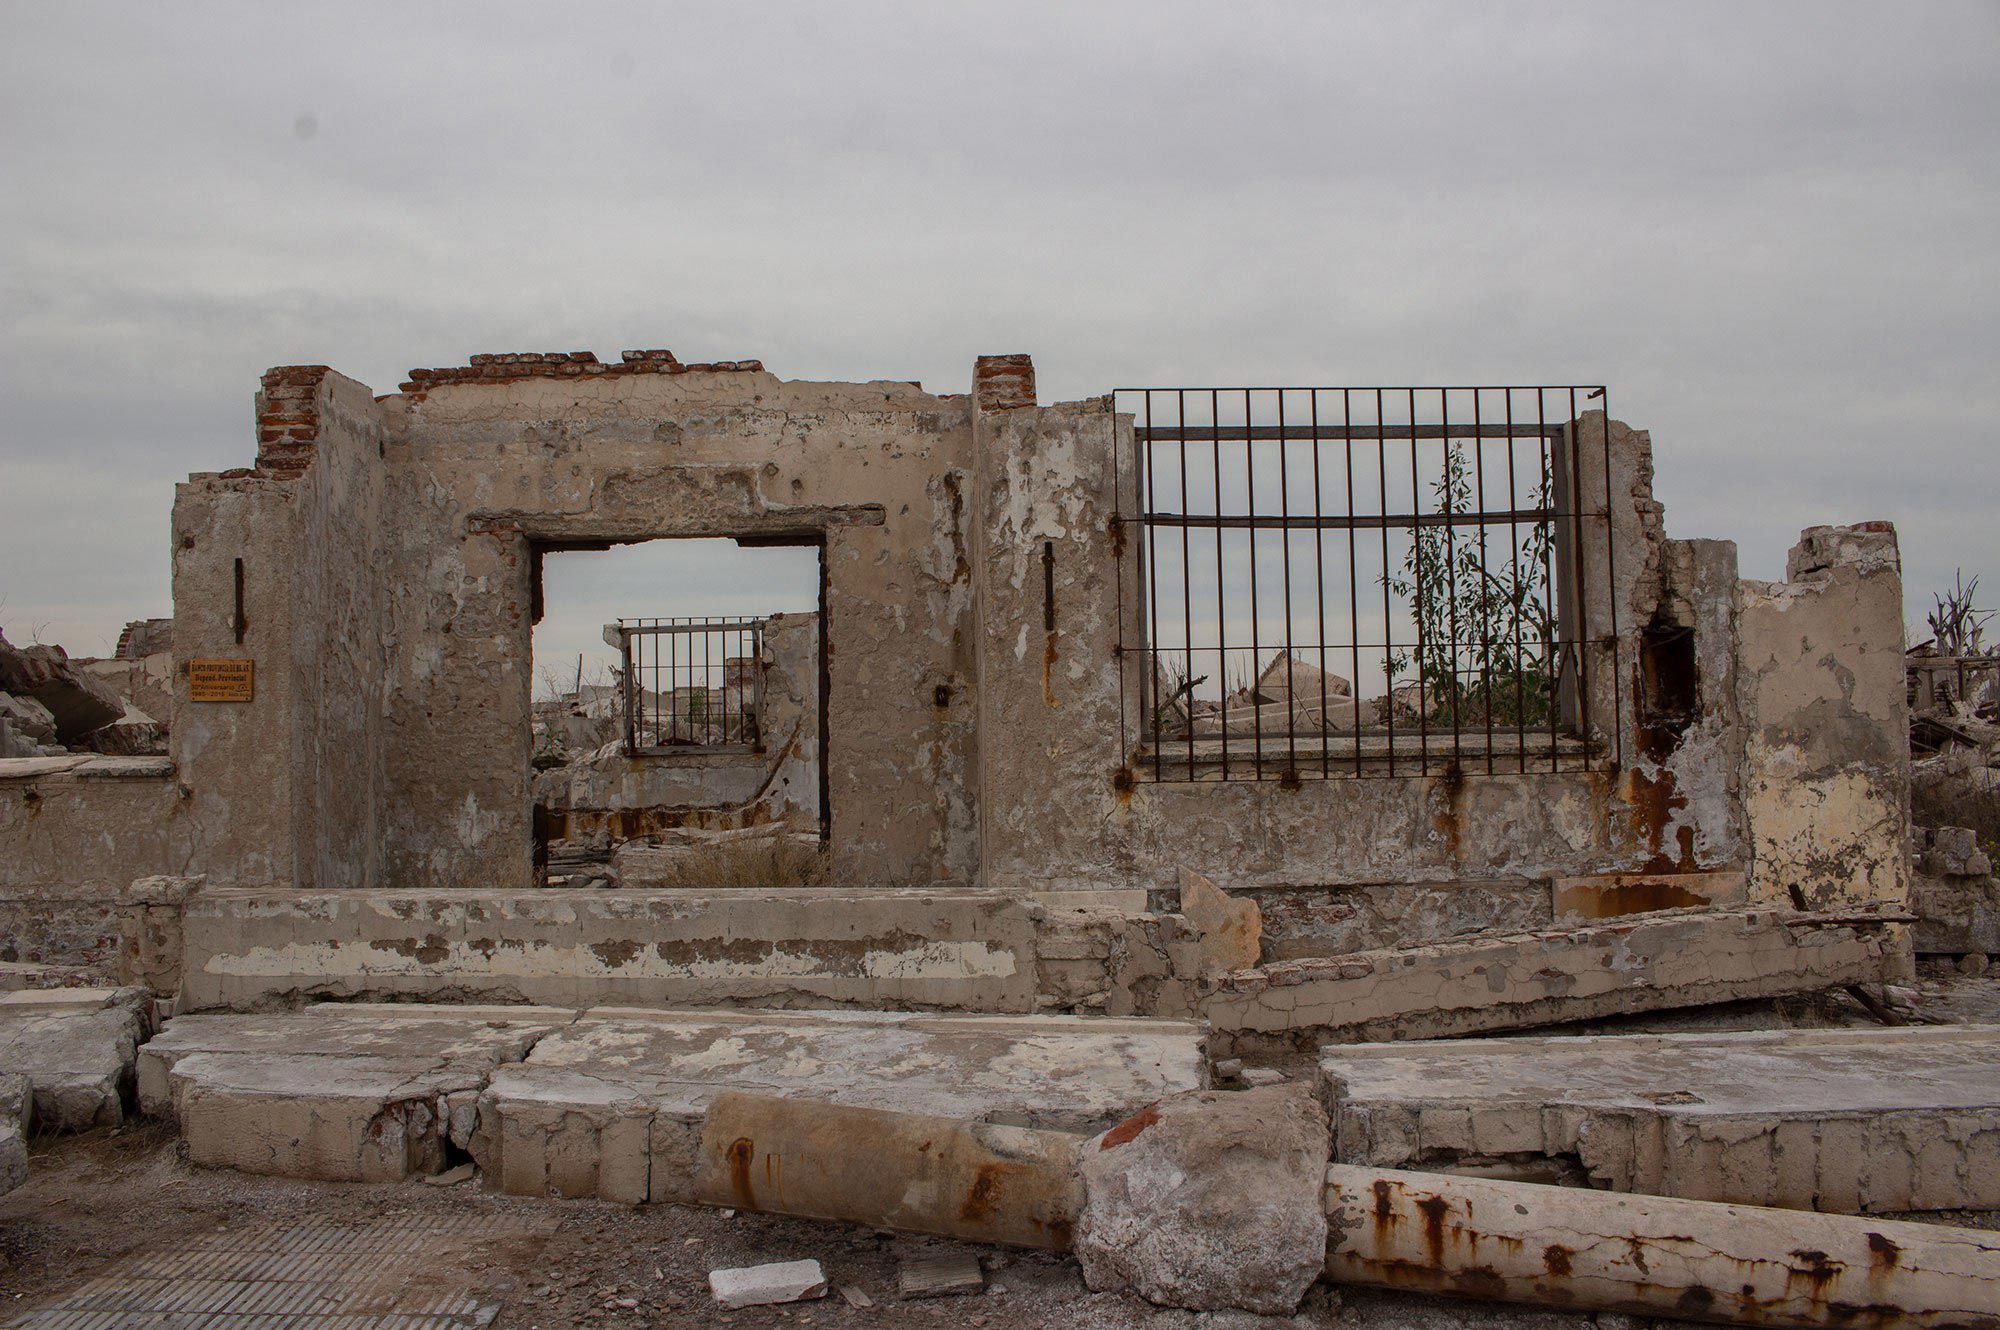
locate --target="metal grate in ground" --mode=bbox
[4,1212,553,1329]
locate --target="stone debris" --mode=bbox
[707,1258,828,1309]
[1911,824,2000,956]
[896,1249,985,1299]
[0,985,151,1131]
[1178,867,1262,976]
[1076,1084,1330,1316]
[836,1283,875,1308]
[0,1071,29,1195]
[423,1161,476,1186]
[0,630,126,745]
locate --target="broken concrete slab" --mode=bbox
[708,1259,828,1309]
[1204,907,1909,1056]
[1178,868,1261,976]
[0,632,125,742]
[1318,1024,2000,1213]
[140,1003,578,1181]
[138,1002,580,1119]
[475,1007,1205,1204]
[0,985,151,1131]
[1076,1083,1330,1315]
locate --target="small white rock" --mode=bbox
[837,1284,875,1308]
[1239,1067,1287,1087]
[708,1259,829,1309]
[1213,1058,1244,1081]
[422,1162,475,1186]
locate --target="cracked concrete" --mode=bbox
[1318,1024,2000,1212]
[138,1002,1205,1200]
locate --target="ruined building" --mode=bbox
[6,349,1983,1325]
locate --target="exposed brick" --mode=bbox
[974,354,1035,411]
[392,348,765,395]
[253,365,333,478]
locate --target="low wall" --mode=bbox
[0,756,188,972]
[179,887,1044,1012]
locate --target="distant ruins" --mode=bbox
[3,349,1994,1324]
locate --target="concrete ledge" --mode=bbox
[178,888,1040,1013]
[1204,908,1910,1055]
[1319,1025,2000,1213]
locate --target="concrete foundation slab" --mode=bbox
[0,986,150,1131]
[473,1007,1207,1204]
[1204,908,1909,1056]
[1319,1024,2000,1212]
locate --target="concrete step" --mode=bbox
[1318,1024,2000,1213]
[141,1003,1207,1199]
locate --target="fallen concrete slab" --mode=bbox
[0,986,151,1130]
[1318,1024,2000,1214]
[0,633,125,742]
[473,1007,1206,1204]
[1204,908,1909,1056]
[140,1003,578,1182]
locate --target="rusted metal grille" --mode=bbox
[1115,387,1621,780]
[616,617,766,756]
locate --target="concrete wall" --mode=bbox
[969,397,1733,906]
[142,351,1910,954]
[0,757,187,970]
[371,368,976,889]
[1738,522,1910,908]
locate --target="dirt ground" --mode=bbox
[0,1129,1664,1330]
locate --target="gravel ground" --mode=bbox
[0,1129,1661,1330]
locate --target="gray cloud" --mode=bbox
[3,1,1995,651]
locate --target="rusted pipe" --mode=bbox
[689,1092,1084,1250]
[1326,1164,2000,1329]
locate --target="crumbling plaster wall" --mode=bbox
[1737,522,1909,909]
[170,368,390,891]
[376,372,978,889]
[973,398,1736,916]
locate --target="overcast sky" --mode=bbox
[3,2,1995,662]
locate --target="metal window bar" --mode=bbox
[616,617,767,756]
[1116,387,1622,781]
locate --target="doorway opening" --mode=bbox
[529,536,826,888]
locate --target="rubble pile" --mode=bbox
[0,621,170,759]
[1907,645,2000,960]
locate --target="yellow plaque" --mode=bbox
[189,658,255,703]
